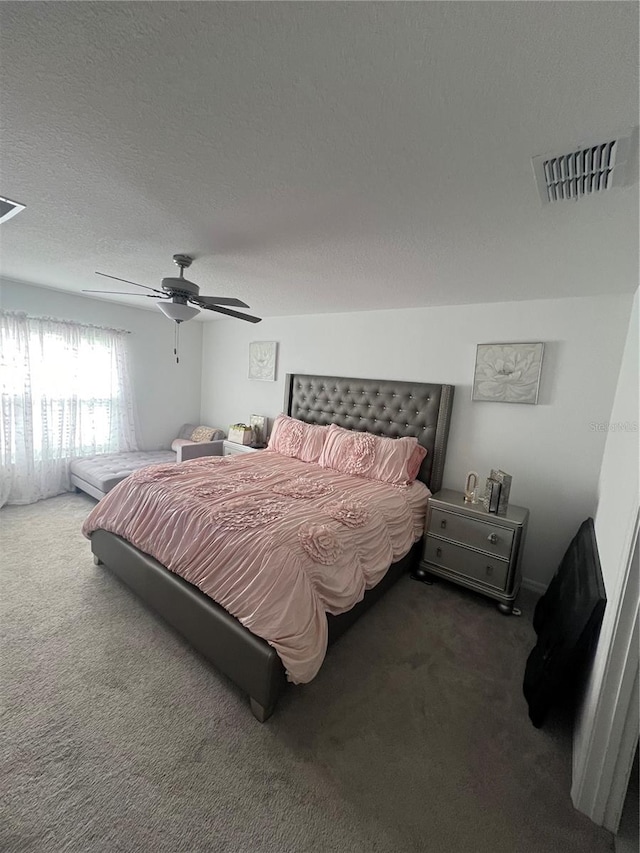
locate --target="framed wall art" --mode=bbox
[472,342,544,404]
[248,341,277,382]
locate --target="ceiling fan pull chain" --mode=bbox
[174,321,180,364]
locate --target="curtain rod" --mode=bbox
[0,309,131,335]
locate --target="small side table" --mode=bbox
[414,488,529,615]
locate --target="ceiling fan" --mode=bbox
[84,254,261,324]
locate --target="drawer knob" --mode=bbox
[487,533,499,545]
[436,547,442,558]
[486,565,494,576]
[440,519,447,529]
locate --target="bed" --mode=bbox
[86,373,454,720]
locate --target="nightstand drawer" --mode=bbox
[423,537,508,591]
[222,441,258,456]
[430,507,513,559]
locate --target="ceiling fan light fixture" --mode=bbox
[157,301,200,323]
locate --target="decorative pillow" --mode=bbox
[190,425,219,442]
[318,425,426,485]
[407,444,428,482]
[267,414,328,463]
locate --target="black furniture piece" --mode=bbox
[523,518,606,728]
[91,373,454,721]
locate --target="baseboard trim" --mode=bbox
[521,577,547,596]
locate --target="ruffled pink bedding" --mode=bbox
[83,451,430,683]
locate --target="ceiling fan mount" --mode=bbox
[161,254,200,298]
[172,253,193,271]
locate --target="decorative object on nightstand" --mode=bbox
[490,469,512,516]
[248,341,277,381]
[249,415,267,447]
[413,488,529,615]
[228,423,254,445]
[482,476,501,513]
[472,342,544,404]
[464,471,480,503]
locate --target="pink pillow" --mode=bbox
[267,415,328,463]
[407,444,428,482]
[318,425,427,485]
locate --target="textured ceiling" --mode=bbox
[0,2,638,319]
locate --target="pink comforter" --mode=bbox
[83,451,430,683]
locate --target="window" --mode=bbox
[0,312,137,505]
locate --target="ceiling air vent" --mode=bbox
[0,196,25,223]
[532,133,632,205]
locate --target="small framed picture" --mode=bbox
[248,341,277,381]
[250,415,267,447]
[472,342,544,404]
[490,469,512,516]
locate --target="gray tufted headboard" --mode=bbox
[284,373,454,493]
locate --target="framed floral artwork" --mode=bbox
[472,342,544,404]
[248,341,277,381]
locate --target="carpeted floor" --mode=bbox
[1,493,613,853]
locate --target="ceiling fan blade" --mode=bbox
[193,295,250,309]
[82,289,162,297]
[95,272,164,294]
[199,303,262,323]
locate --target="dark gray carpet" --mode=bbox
[1,494,613,853]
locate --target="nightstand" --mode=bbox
[414,488,529,614]
[222,441,262,456]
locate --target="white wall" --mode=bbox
[0,278,203,450]
[593,290,640,595]
[201,293,634,590]
[572,289,639,820]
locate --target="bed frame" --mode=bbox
[90,373,455,721]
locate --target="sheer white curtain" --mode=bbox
[0,311,138,506]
